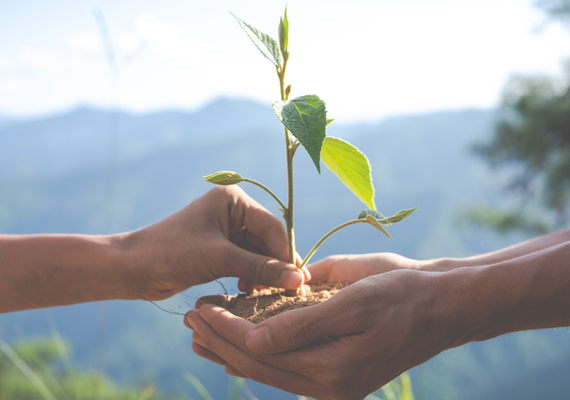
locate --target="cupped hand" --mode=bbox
[185,259,464,400]
[127,186,307,300]
[307,252,423,285]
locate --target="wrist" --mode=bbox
[432,245,570,348]
[115,228,157,300]
[421,269,477,350]
[95,232,141,301]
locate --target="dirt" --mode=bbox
[222,282,343,323]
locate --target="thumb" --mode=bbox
[245,296,351,354]
[225,246,304,290]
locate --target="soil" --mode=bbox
[222,282,343,323]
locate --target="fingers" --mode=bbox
[187,309,318,397]
[224,246,303,290]
[192,340,227,366]
[237,267,310,293]
[238,194,290,263]
[308,254,386,285]
[195,295,227,309]
[225,365,247,379]
[199,296,350,355]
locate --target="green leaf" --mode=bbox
[322,137,376,209]
[358,207,417,235]
[358,209,385,220]
[273,95,327,173]
[279,7,289,58]
[326,118,335,126]
[231,13,281,67]
[377,207,418,225]
[364,215,392,239]
[203,171,243,185]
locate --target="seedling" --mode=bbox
[204,8,417,293]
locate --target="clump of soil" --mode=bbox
[223,282,343,323]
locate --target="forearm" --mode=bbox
[439,241,570,348]
[422,228,570,272]
[0,234,137,313]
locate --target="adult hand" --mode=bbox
[128,185,307,300]
[186,258,464,400]
[307,252,423,285]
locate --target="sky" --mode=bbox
[1,0,569,122]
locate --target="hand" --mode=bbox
[185,259,463,400]
[307,252,423,285]
[127,186,307,301]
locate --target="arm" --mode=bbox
[0,186,306,314]
[186,240,570,400]
[307,227,570,277]
[424,227,570,271]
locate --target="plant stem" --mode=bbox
[277,63,296,267]
[299,219,369,270]
[241,178,286,211]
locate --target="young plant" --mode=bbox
[204,8,417,293]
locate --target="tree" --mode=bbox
[467,0,570,235]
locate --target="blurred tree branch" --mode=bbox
[467,1,570,235]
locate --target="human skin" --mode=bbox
[185,228,570,400]
[0,186,308,314]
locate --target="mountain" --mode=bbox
[0,115,15,130]
[0,99,567,400]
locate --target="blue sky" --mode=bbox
[1,0,569,122]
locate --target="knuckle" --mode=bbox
[208,185,228,198]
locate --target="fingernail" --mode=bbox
[185,314,198,333]
[246,326,273,353]
[280,270,303,289]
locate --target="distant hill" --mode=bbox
[0,115,14,130]
[0,99,568,400]
[0,98,277,181]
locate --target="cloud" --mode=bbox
[133,12,201,61]
[64,31,102,54]
[18,47,59,72]
[0,53,14,75]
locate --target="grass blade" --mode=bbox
[0,337,58,400]
[137,383,156,400]
[184,372,214,400]
[227,375,244,400]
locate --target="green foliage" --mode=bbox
[278,7,289,61]
[461,206,551,236]
[231,13,282,68]
[378,372,414,400]
[203,171,243,185]
[322,137,376,209]
[226,376,244,400]
[205,8,416,272]
[273,95,328,173]
[471,62,570,233]
[297,372,415,400]
[183,372,213,400]
[0,336,180,400]
[357,208,418,239]
[468,0,570,235]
